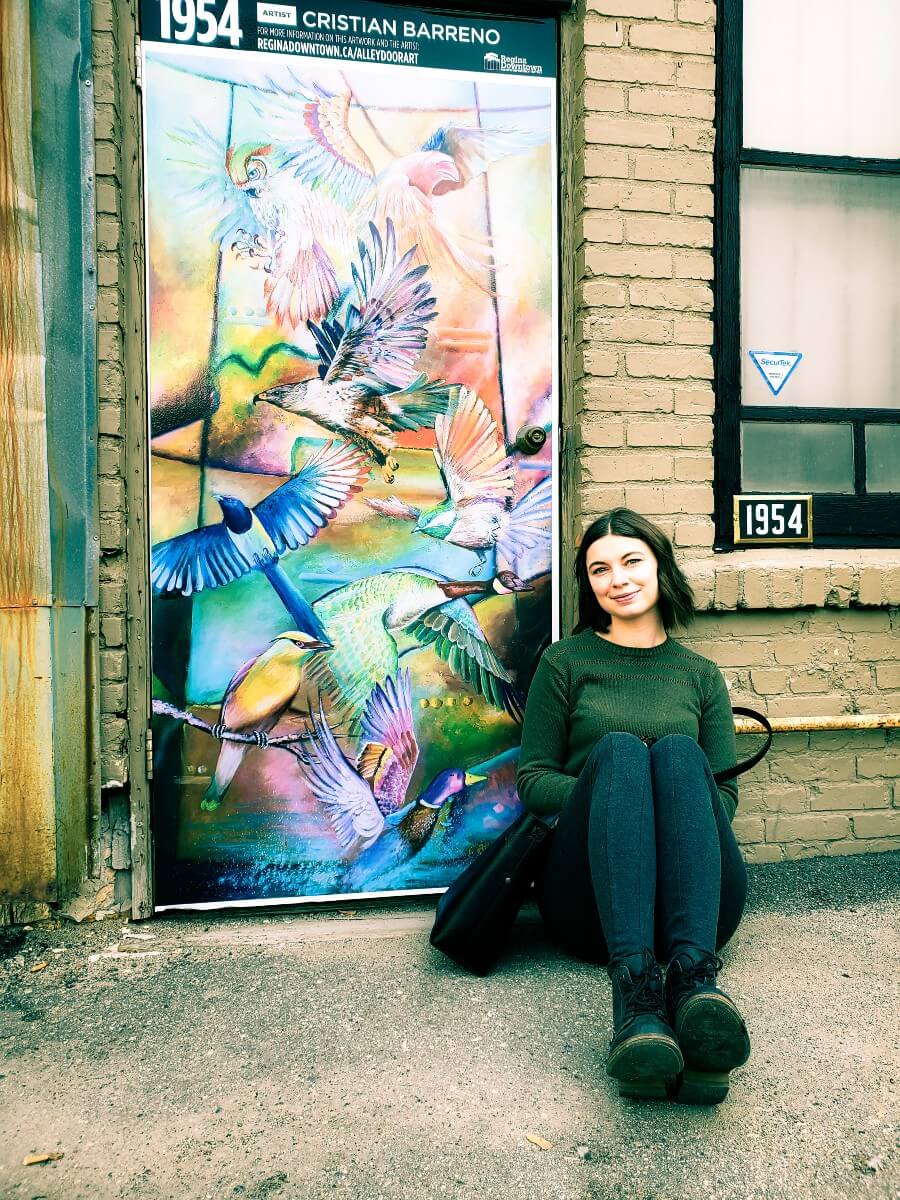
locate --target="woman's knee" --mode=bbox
[582,731,649,782]
[650,733,706,768]
[650,735,715,805]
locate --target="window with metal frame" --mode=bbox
[714,0,900,549]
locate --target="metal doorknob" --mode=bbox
[514,425,547,455]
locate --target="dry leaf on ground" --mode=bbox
[525,1133,554,1151]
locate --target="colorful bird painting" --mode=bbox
[168,82,546,325]
[300,567,524,732]
[150,439,368,642]
[257,77,548,288]
[201,629,330,811]
[367,386,553,582]
[254,220,453,483]
[296,669,485,890]
[168,123,362,326]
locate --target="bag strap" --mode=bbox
[713,706,773,784]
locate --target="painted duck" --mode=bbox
[297,670,484,891]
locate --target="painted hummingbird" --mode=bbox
[367,386,552,583]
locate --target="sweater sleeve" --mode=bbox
[516,652,577,817]
[698,665,738,821]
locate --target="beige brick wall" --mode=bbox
[682,612,900,862]
[575,0,717,548]
[92,0,129,789]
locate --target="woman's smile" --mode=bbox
[584,533,662,634]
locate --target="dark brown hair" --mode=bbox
[574,508,695,633]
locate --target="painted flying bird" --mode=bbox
[300,568,524,733]
[201,629,330,811]
[150,439,368,642]
[168,123,362,326]
[367,386,553,581]
[296,670,485,890]
[254,220,453,483]
[256,77,548,288]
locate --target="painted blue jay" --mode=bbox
[151,439,368,642]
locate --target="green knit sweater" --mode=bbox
[516,630,738,821]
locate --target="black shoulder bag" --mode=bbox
[430,706,773,976]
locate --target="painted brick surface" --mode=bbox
[92,1,128,791]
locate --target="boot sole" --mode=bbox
[606,1033,684,1101]
[675,1068,731,1106]
[676,992,751,1074]
[673,992,750,1104]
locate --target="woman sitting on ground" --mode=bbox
[516,508,750,1105]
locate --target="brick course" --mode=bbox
[573,0,717,538]
[681,612,900,859]
[92,0,128,788]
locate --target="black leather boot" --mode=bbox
[665,950,751,1105]
[606,949,683,1101]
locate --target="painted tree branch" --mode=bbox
[152,699,310,749]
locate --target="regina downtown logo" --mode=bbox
[483,50,542,75]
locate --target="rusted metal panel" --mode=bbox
[29,0,101,897]
[0,0,58,903]
[31,0,99,608]
[0,609,57,901]
[50,607,99,892]
[0,0,52,611]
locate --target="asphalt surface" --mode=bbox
[1,853,899,1200]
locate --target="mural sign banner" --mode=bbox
[140,0,558,908]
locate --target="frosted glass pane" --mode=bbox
[866,425,900,492]
[741,423,854,493]
[744,0,900,156]
[741,169,900,410]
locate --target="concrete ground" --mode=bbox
[1,854,899,1200]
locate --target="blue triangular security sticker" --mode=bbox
[748,350,802,397]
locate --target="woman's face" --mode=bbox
[584,534,661,623]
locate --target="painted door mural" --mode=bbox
[141,0,558,907]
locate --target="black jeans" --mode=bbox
[535,733,747,967]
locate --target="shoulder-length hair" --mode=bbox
[574,508,695,634]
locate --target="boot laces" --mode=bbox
[679,952,723,988]
[624,964,663,1016]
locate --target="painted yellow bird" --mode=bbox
[202,629,329,811]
